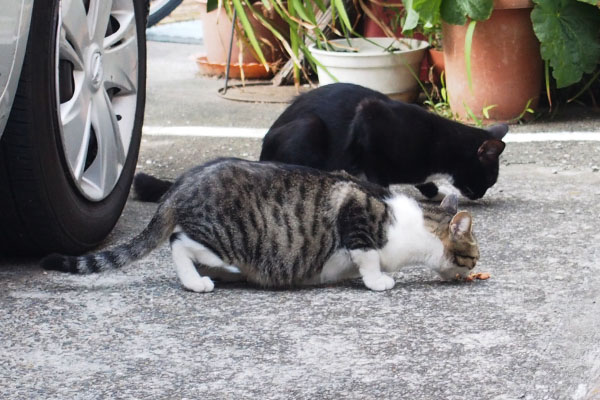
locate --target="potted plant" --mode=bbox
[198,0,289,79]
[530,0,600,106]
[404,0,600,123]
[442,0,543,123]
[403,0,541,122]
[210,0,430,97]
[427,24,443,79]
[308,37,429,101]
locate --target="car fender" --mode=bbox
[0,0,34,137]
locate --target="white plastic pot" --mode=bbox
[309,37,429,101]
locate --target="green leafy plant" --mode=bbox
[404,0,600,99]
[208,0,600,107]
[204,0,360,87]
[531,0,600,89]
[511,98,535,122]
[423,70,454,119]
[206,0,436,88]
[481,104,497,120]
[402,0,495,94]
[402,0,494,31]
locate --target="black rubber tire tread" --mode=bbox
[147,0,184,27]
[0,0,147,256]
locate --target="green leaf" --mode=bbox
[412,0,442,26]
[464,20,476,93]
[460,0,493,20]
[231,0,268,67]
[463,101,482,126]
[441,0,466,25]
[289,0,313,25]
[303,0,320,26]
[482,104,497,119]
[511,98,534,122]
[332,0,353,32]
[576,0,597,5]
[402,0,420,31]
[312,0,327,12]
[303,47,338,82]
[440,0,493,25]
[244,0,302,65]
[531,0,600,88]
[288,1,301,84]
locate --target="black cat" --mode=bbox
[134,83,507,202]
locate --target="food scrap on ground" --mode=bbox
[465,272,491,282]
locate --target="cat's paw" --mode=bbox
[363,274,395,291]
[184,276,215,293]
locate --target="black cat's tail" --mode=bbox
[133,172,173,203]
[41,203,176,274]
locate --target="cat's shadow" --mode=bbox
[203,277,477,293]
[391,183,510,210]
[417,196,510,210]
[39,275,485,295]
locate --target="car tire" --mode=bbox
[0,0,147,256]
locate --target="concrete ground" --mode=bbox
[1,38,600,399]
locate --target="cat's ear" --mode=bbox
[478,139,506,165]
[450,211,473,238]
[440,194,458,214]
[486,123,509,140]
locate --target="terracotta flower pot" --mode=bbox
[197,0,288,78]
[442,0,543,123]
[362,0,404,38]
[427,48,445,83]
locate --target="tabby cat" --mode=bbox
[42,158,479,292]
[132,83,507,203]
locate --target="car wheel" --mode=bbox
[0,0,146,255]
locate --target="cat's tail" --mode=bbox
[133,172,173,203]
[41,203,176,274]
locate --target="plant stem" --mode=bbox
[464,20,477,95]
[567,68,600,104]
[288,0,300,87]
[545,60,552,110]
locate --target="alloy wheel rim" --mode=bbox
[56,0,139,201]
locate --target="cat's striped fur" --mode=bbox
[42,158,479,291]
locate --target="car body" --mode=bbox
[0,0,33,136]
